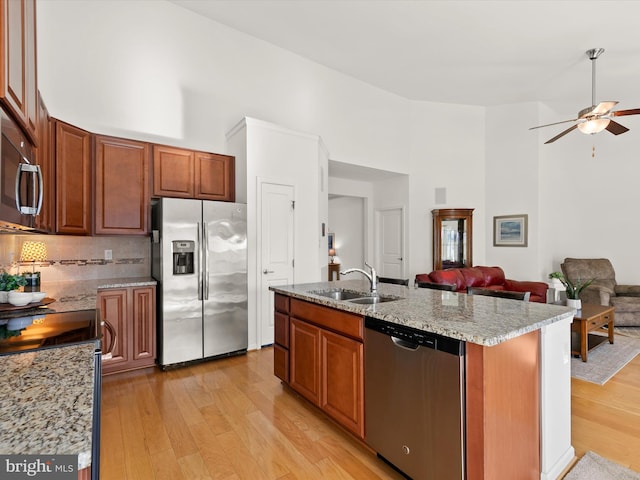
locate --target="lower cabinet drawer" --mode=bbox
[274,344,289,383]
[275,311,289,348]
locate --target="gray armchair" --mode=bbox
[561,258,640,326]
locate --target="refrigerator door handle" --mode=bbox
[197,222,203,301]
[203,221,209,300]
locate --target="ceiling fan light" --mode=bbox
[577,118,610,134]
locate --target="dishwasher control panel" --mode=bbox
[365,316,464,356]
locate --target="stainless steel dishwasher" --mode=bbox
[364,316,465,480]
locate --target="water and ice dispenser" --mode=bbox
[172,240,194,275]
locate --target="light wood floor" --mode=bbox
[101,346,640,479]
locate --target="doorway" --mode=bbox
[258,180,295,347]
[375,207,405,278]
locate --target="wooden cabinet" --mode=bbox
[432,208,473,270]
[99,285,156,375]
[153,144,235,201]
[273,294,290,382]
[0,0,38,145]
[290,318,321,404]
[54,119,92,235]
[320,328,363,437]
[34,92,53,232]
[194,151,235,201]
[94,135,150,235]
[152,145,194,198]
[99,288,127,370]
[275,295,364,438]
[465,330,540,479]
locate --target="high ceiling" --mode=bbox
[170,0,640,113]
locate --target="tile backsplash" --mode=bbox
[0,234,150,282]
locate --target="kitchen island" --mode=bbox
[271,279,576,480]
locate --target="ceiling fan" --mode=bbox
[530,48,640,144]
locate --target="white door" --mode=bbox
[259,181,295,346]
[377,207,404,278]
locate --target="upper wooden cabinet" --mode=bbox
[54,119,92,235]
[34,92,53,233]
[153,145,235,201]
[152,145,194,198]
[194,151,235,201]
[432,208,474,271]
[0,0,38,145]
[94,135,150,235]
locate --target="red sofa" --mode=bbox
[415,266,548,303]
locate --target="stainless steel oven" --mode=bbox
[0,107,42,231]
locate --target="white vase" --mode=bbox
[566,298,582,310]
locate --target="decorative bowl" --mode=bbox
[8,291,33,306]
[30,291,47,302]
[7,315,34,330]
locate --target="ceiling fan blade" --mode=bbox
[529,118,578,130]
[610,108,640,117]
[606,120,629,135]
[544,124,578,144]
[591,101,618,115]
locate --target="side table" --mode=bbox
[571,304,615,362]
[328,263,340,281]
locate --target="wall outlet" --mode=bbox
[104,249,113,261]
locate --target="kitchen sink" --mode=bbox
[309,289,399,304]
[348,296,395,304]
[310,289,365,301]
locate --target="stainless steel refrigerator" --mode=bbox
[151,197,248,368]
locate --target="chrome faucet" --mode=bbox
[340,262,378,295]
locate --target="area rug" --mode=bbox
[571,333,640,385]
[564,451,640,480]
[615,326,640,339]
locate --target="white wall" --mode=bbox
[537,104,640,284]
[227,118,325,349]
[328,196,365,270]
[407,101,487,279]
[329,177,375,264]
[485,102,541,281]
[36,0,412,170]
[36,0,494,287]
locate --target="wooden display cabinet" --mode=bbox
[432,208,474,270]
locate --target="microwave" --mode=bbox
[0,107,42,231]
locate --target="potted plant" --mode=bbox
[548,271,594,309]
[0,270,28,303]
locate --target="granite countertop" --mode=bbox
[40,277,157,313]
[0,342,97,469]
[271,279,575,346]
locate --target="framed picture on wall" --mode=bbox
[328,232,335,251]
[493,214,528,247]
